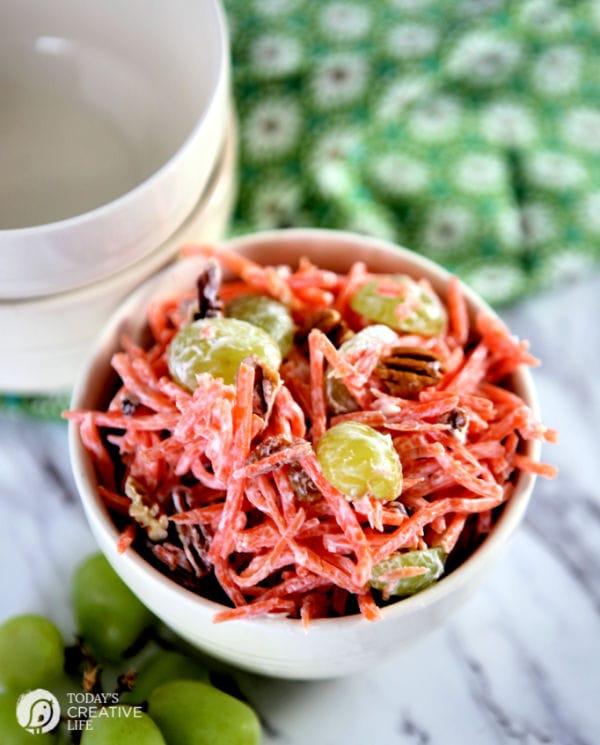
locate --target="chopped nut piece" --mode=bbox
[125,476,169,541]
[376,346,445,398]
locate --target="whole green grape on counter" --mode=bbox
[0,689,58,744]
[81,707,167,745]
[149,680,261,745]
[72,554,154,662]
[120,650,209,705]
[0,614,64,691]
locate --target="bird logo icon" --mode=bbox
[16,688,61,735]
[24,697,54,734]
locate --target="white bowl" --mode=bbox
[69,229,541,680]
[0,114,237,394]
[0,0,230,299]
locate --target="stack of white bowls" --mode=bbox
[0,0,235,393]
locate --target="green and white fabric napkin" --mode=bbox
[226,0,600,305]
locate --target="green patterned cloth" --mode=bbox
[226,0,600,305]
[0,393,71,420]
[3,0,600,417]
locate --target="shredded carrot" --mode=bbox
[435,513,468,554]
[213,596,298,623]
[333,261,368,313]
[67,248,556,623]
[512,454,559,479]
[357,590,382,621]
[308,330,327,443]
[447,276,469,347]
[117,523,136,554]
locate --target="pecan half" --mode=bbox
[376,346,445,398]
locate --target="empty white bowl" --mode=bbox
[69,229,541,680]
[0,0,230,299]
[0,114,237,394]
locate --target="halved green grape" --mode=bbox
[0,690,57,743]
[168,317,282,389]
[349,275,446,336]
[148,680,260,745]
[316,421,402,501]
[72,554,154,662]
[325,325,398,413]
[226,294,294,356]
[369,547,446,598]
[0,614,64,690]
[81,706,166,745]
[121,650,209,704]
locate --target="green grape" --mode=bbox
[81,706,166,745]
[168,317,282,389]
[325,325,398,413]
[148,680,261,745]
[226,294,294,356]
[350,275,446,336]
[121,650,209,704]
[0,614,64,690]
[316,421,402,501]
[369,547,446,597]
[0,690,57,743]
[72,554,154,662]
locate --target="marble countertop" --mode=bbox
[1,274,599,745]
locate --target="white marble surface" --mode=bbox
[1,275,599,745]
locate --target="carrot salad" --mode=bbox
[66,245,557,623]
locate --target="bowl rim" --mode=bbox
[69,227,540,632]
[0,0,229,238]
[0,114,237,395]
[1,112,237,312]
